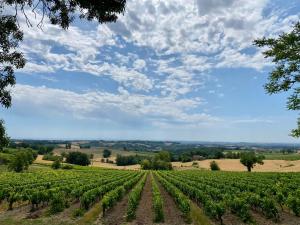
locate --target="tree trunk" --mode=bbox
[247,166,251,172]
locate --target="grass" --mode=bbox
[262,153,300,161]
[0,216,77,225]
[0,165,8,172]
[78,202,102,225]
[190,201,212,225]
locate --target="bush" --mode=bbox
[51,160,61,169]
[210,161,220,171]
[141,159,151,170]
[192,161,198,167]
[0,152,13,165]
[43,154,62,161]
[61,164,73,170]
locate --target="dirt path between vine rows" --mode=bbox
[129,174,153,225]
[154,175,188,225]
[102,193,129,225]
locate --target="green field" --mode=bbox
[262,153,300,160]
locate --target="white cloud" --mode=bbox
[133,59,146,71]
[16,1,300,98]
[12,84,218,125]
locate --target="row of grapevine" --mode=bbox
[102,172,145,214]
[158,170,300,224]
[151,173,164,223]
[126,172,147,221]
[0,168,140,214]
[169,171,285,220]
[80,172,137,210]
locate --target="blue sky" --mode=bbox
[1,0,300,142]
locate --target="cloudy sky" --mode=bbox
[1,0,300,142]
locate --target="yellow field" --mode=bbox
[172,159,300,172]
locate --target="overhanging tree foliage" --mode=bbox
[254,22,300,137]
[0,120,9,150]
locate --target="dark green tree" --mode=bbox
[8,150,37,172]
[66,151,90,166]
[155,151,171,162]
[240,152,264,172]
[254,22,300,137]
[103,149,111,158]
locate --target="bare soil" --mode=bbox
[251,210,300,225]
[102,193,129,225]
[129,174,154,225]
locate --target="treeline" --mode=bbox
[141,151,172,170]
[45,151,91,166]
[115,150,242,168]
[116,154,150,166]
[116,151,172,170]
[9,142,55,155]
[171,148,243,162]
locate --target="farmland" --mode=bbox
[0,164,300,225]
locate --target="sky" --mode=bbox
[1,0,300,143]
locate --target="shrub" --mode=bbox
[61,164,73,170]
[43,154,62,161]
[192,161,198,167]
[210,161,220,171]
[51,160,61,169]
[141,159,151,170]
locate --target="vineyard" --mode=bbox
[0,166,300,225]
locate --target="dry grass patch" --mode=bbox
[173,159,300,172]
